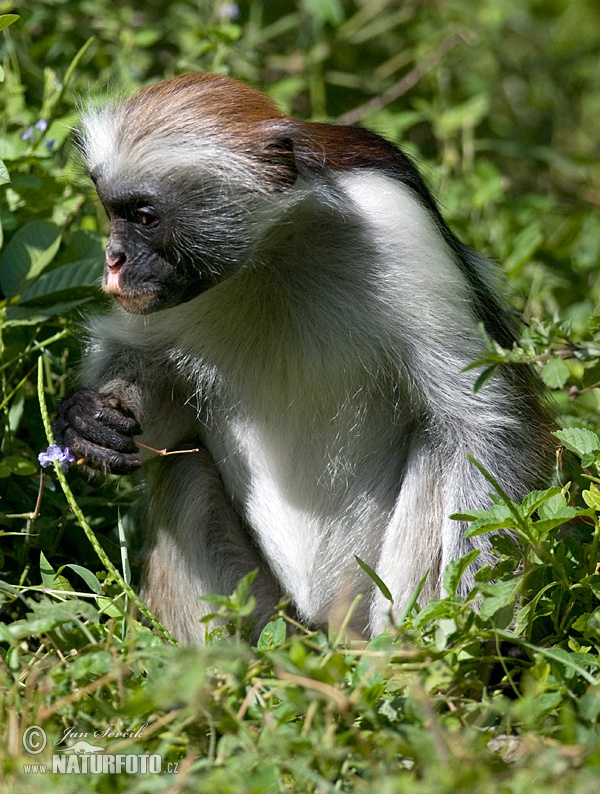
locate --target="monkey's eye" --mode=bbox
[136,207,158,227]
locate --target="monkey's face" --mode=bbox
[94,176,253,314]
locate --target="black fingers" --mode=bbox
[52,388,142,475]
[57,428,141,475]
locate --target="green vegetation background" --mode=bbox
[0,1,600,791]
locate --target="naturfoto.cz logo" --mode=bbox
[21,725,178,776]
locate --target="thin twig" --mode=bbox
[236,679,266,720]
[275,669,351,712]
[136,441,201,457]
[338,34,461,125]
[5,471,45,520]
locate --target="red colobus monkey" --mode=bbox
[53,73,551,643]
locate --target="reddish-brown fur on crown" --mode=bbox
[125,72,286,129]
[116,73,428,193]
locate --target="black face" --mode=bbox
[93,177,227,314]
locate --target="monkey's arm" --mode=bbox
[53,317,197,475]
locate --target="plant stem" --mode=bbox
[37,355,177,645]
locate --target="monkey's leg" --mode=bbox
[140,449,282,644]
[369,436,496,635]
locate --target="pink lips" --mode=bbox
[104,248,126,293]
[104,261,123,293]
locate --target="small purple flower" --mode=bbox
[218,3,239,20]
[39,445,76,471]
[45,139,56,152]
[22,120,50,143]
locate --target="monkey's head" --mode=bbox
[79,74,301,313]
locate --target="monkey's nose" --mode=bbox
[106,246,127,270]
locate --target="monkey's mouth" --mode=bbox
[102,264,163,313]
[102,257,214,314]
[112,291,162,314]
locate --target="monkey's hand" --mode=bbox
[52,388,142,475]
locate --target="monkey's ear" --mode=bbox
[260,136,298,190]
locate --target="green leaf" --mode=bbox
[17,257,103,306]
[302,0,344,26]
[133,28,161,47]
[97,596,126,618]
[505,224,544,275]
[437,94,489,135]
[554,427,600,463]
[582,483,600,510]
[413,599,458,630]
[579,688,600,723]
[442,549,480,598]
[395,569,430,624]
[59,564,103,595]
[6,297,96,322]
[578,574,600,599]
[5,601,98,641]
[0,456,37,477]
[0,220,62,298]
[455,503,518,536]
[0,14,19,32]
[435,618,458,650]
[472,364,499,394]
[541,357,571,389]
[230,569,258,610]
[582,359,600,390]
[479,578,521,625]
[520,487,563,517]
[257,617,287,650]
[59,229,104,262]
[232,596,256,618]
[531,515,578,537]
[514,597,555,636]
[355,555,393,603]
[538,647,600,683]
[0,158,9,186]
[39,551,57,589]
[537,493,576,521]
